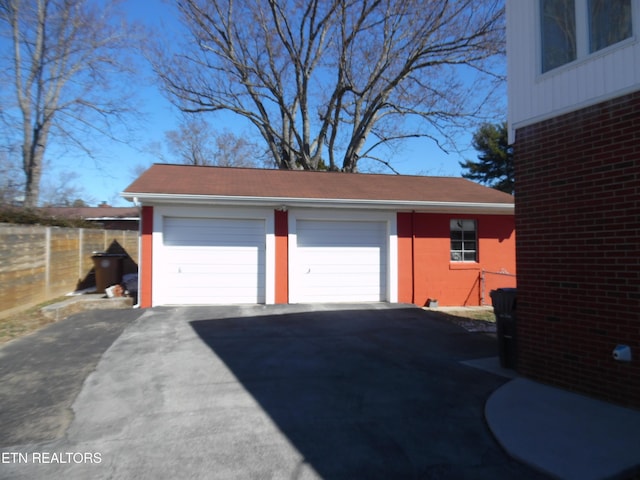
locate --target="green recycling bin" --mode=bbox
[490,288,517,369]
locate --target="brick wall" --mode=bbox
[515,90,640,408]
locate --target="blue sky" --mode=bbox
[44,0,506,207]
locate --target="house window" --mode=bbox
[540,0,634,73]
[541,0,577,72]
[588,0,632,52]
[450,219,477,262]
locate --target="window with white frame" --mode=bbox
[541,0,633,73]
[588,0,632,52]
[541,0,577,72]
[450,219,477,262]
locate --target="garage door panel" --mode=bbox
[297,221,386,247]
[168,245,264,253]
[160,216,265,304]
[165,290,261,304]
[294,219,387,302]
[164,249,263,273]
[296,289,382,303]
[164,268,263,282]
[302,251,385,270]
[165,264,263,275]
[169,281,264,294]
[302,269,384,280]
[300,247,382,258]
[164,218,264,247]
[302,264,385,275]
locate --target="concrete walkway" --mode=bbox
[485,377,640,480]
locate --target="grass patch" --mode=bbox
[440,309,496,323]
[428,307,497,333]
[0,297,69,345]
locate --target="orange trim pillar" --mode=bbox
[274,209,289,303]
[139,206,153,308]
[397,212,415,304]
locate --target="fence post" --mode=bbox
[78,228,84,282]
[45,226,51,298]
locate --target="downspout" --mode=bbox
[133,197,141,308]
[411,210,416,305]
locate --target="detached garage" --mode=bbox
[122,164,515,308]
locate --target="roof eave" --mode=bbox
[85,217,140,221]
[120,192,514,215]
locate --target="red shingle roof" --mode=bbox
[122,164,513,206]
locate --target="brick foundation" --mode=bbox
[515,90,640,408]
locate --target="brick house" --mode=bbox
[507,0,640,408]
[122,164,516,308]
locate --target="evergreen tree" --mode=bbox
[460,122,514,194]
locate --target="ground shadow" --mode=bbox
[76,240,138,291]
[189,306,545,479]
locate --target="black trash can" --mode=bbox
[92,253,125,294]
[490,288,517,369]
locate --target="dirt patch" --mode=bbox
[428,308,497,333]
[0,297,69,345]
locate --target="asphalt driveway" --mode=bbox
[0,308,143,447]
[0,304,549,479]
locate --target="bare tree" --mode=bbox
[154,0,504,172]
[0,149,23,205]
[39,169,95,206]
[165,115,217,166]
[213,130,262,168]
[0,0,140,208]
[164,114,262,167]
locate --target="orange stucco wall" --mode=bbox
[274,210,289,303]
[139,205,154,308]
[398,212,516,307]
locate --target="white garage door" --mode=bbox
[294,219,387,302]
[159,217,265,304]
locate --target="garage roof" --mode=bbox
[122,164,514,213]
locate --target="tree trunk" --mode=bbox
[22,125,47,209]
[22,149,42,209]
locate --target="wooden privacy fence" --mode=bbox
[0,224,138,318]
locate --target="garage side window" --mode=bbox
[450,219,477,262]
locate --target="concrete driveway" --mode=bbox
[0,304,548,479]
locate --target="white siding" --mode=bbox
[507,0,640,142]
